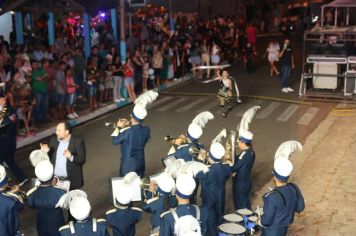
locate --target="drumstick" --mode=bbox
[256,205,261,219]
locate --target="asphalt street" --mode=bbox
[14,34,337,235]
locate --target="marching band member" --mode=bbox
[59,192,109,236]
[232,129,256,210]
[106,182,142,236]
[0,164,24,236]
[143,173,177,232]
[215,69,233,117]
[196,138,232,235]
[259,141,305,236]
[0,92,27,184]
[27,160,66,236]
[112,90,158,178]
[232,106,260,210]
[160,173,209,236]
[172,111,214,162]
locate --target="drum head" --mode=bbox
[236,208,253,216]
[219,223,246,234]
[223,214,243,223]
[248,216,258,222]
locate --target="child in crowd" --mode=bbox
[105,64,114,101]
[142,56,149,92]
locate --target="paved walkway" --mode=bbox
[252,103,356,236]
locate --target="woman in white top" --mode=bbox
[215,69,233,117]
[266,39,280,77]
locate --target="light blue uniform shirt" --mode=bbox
[54,139,70,177]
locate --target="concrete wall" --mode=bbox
[0,12,13,42]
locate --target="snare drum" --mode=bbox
[236,208,253,216]
[218,223,246,236]
[223,214,243,224]
[246,215,260,233]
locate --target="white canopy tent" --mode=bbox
[321,0,356,26]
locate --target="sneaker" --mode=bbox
[67,114,75,119]
[114,99,121,103]
[119,98,126,102]
[281,88,288,93]
[287,87,294,92]
[222,112,227,118]
[73,112,79,118]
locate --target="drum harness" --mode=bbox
[271,183,299,207]
[170,205,201,223]
[69,218,98,234]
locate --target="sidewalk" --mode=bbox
[17,76,190,149]
[252,103,356,236]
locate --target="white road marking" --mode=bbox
[149,96,174,109]
[156,97,188,111]
[297,107,320,126]
[176,98,208,113]
[195,100,219,113]
[235,100,263,116]
[276,104,300,122]
[256,102,280,119]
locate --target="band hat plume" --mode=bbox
[69,196,91,221]
[177,161,209,177]
[35,160,54,182]
[273,140,302,181]
[174,215,202,236]
[273,158,293,181]
[132,90,159,122]
[29,149,50,167]
[274,140,303,160]
[175,173,196,199]
[188,111,214,139]
[211,128,227,144]
[0,165,8,188]
[55,189,88,209]
[115,182,134,205]
[237,106,260,143]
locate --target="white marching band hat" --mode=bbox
[35,160,54,182]
[156,173,175,195]
[187,124,203,140]
[69,196,91,221]
[115,182,134,205]
[174,215,202,236]
[175,173,196,199]
[209,142,225,162]
[0,165,7,188]
[132,90,159,122]
[238,106,260,144]
[273,158,293,181]
[187,111,214,140]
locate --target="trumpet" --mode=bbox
[164,135,188,146]
[105,118,131,129]
[0,107,8,120]
[4,185,27,200]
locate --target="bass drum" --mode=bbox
[218,223,246,236]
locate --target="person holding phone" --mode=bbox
[279,38,295,93]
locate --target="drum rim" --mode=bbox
[236,208,253,215]
[218,223,246,234]
[223,213,244,222]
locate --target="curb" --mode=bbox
[16,76,191,149]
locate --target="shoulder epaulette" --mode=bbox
[263,190,275,198]
[146,196,159,205]
[97,219,106,223]
[131,207,143,212]
[106,209,117,215]
[26,186,38,197]
[3,192,22,202]
[177,144,189,149]
[59,224,70,231]
[160,210,170,218]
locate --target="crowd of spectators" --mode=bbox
[0,13,258,140]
